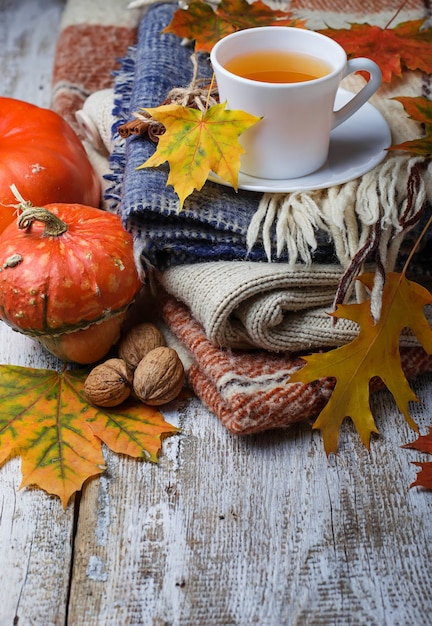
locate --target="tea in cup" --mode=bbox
[210,27,382,179]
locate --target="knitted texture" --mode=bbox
[158,262,345,350]
[161,295,432,435]
[158,261,431,351]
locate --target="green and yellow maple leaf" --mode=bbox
[388,96,432,158]
[163,0,306,53]
[289,272,432,455]
[139,102,261,208]
[0,365,179,507]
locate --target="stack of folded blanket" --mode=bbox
[52,0,432,434]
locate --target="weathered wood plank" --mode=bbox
[0,3,75,626]
[0,0,64,107]
[67,386,432,625]
[0,459,74,626]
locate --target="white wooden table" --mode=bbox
[1,1,431,624]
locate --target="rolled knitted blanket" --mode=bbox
[160,295,432,435]
[157,261,432,351]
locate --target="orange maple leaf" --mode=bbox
[402,427,432,490]
[289,272,432,455]
[319,19,432,82]
[138,102,261,208]
[163,0,306,53]
[163,0,236,53]
[0,365,179,507]
[388,96,432,158]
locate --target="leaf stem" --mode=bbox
[384,0,408,30]
[402,213,432,276]
[205,73,216,113]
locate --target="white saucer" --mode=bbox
[208,88,391,193]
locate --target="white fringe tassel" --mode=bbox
[247,154,431,279]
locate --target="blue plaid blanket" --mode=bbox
[106,2,333,270]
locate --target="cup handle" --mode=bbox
[332,58,382,129]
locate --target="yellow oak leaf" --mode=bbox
[138,102,261,208]
[0,366,179,507]
[289,273,432,455]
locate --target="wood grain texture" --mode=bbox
[65,394,432,626]
[0,3,75,626]
[0,1,432,624]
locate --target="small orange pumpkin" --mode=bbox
[0,202,142,364]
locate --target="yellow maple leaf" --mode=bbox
[138,102,261,208]
[289,272,432,455]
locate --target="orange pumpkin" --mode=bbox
[0,97,101,234]
[0,203,142,364]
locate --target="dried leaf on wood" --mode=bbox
[319,19,432,82]
[402,426,432,454]
[289,273,432,455]
[0,365,178,507]
[139,102,261,208]
[409,462,432,489]
[402,427,432,490]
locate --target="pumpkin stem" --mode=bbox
[18,207,69,237]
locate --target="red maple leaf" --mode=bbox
[319,19,432,82]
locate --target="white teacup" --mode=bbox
[210,27,382,180]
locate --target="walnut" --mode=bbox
[118,322,165,371]
[84,358,133,407]
[133,346,185,406]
